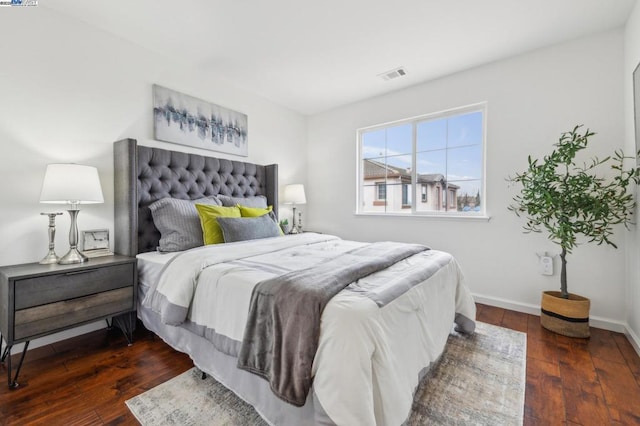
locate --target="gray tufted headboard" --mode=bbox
[113,138,278,256]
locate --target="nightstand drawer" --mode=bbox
[14,286,133,340]
[15,263,134,310]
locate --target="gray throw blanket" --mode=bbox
[236,241,429,406]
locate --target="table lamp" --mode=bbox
[283,184,306,234]
[39,164,104,264]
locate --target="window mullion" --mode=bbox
[444,118,449,212]
[384,128,388,213]
[411,121,417,214]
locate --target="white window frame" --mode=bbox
[356,102,487,218]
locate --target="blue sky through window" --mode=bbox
[362,110,483,198]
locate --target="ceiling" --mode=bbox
[44,0,636,116]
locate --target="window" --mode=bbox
[376,182,387,200]
[402,184,410,207]
[358,103,485,216]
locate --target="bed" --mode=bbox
[113,138,476,426]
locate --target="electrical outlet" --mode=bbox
[539,256,553,275]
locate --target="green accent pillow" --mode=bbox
[238,204,273,218]
[195,204,241,245]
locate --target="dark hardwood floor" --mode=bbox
[475,304,640,426]
[0,325,193,425]
[0,304,639,425]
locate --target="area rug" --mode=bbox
[126,322,526,425]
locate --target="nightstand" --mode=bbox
[0,255,137,388]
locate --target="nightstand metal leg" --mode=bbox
[0,334,7,362]
[4,340,29,388]
[112,313,135,346]
[4,345,9,387]
[1,345,8,363]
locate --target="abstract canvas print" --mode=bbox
[153,85,248,156]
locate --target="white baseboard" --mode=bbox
[474,293,640,357]
[624,325,640,358]
[473,293,628,333]
[473,294,540,316]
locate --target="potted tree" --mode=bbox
[508,126,639,338]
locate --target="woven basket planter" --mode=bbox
[540,291,590,338]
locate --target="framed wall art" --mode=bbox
[153,84,248,157]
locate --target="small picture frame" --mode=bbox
[81,229,113,258]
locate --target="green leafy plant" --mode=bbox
[508,125,640,299]
[279,219,289,226]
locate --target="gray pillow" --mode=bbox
[216,214,282,243]
[149,197,221,252]
[217,195,268,208]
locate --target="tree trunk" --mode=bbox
[560,247,568,298]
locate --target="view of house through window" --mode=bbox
[358,104,485,215]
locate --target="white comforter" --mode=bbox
[143,233,476,425]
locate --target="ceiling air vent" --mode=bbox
[378,67,407,81]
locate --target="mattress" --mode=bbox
[136,250,180,289]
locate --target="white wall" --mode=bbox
[624,1,640,349]
[0,8,307,348]
[307,30,629,325]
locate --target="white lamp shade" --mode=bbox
[283,184,306,205]
[40,164,104,204]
